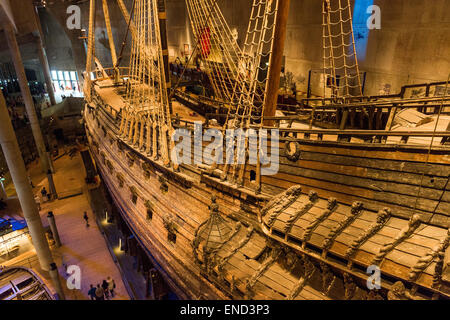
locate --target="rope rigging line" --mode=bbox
[322,0,363,99]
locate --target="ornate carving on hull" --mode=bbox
[366,290,384,300]
[145,200,153,220]
[246,247,282,298]
[286,255,316,300]
[432,252,445,289]
[301,198,337,244]
[387,281,408,300]
[126,152,136,167]
[283,191,318,235]
[267,187,303,228]
[279,250,300,273]
[142,162,154,180]
[106,160,114,174]
[343,272,357,300]
[261,185,303,217]
[320,262,335,295]
[372,214,422,266]
[409,228,450,282]
[322,202,363,252]
[159,176,169,193]
[192,196,234,272]
[116,173,125,188]
[345,208,391,259]
[129,186,139,204]
[162,216,178,244]
[284,141,302,162]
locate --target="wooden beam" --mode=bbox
[102,0,118,66]
[263,0,291,126]
[157,0,173,115]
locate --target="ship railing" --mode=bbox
[296,95,450,131]
[299,80,450,106]
[260,127,450,146]
[90,67,131,82]
[188,118,449,146]
[175,115,450,146]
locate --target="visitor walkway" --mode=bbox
[1,151,130,300]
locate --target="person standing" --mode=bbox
[107,276,116,298]
[88,284,97,300]
[41,187,48,202]
[95,284,104,300]
[34,194,41,211]
[102,279,109,299]
[83,211,90,227]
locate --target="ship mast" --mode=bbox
[262,0,290,126]
[157,0,173,115]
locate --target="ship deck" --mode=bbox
[93,79,205,123]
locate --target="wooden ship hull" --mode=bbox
[82,0,450,300]
[84,78,450,300]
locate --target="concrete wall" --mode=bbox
[165,0,450,96]
[39,9,76,72]
[33,0,450,97]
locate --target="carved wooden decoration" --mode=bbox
[116,173,125,188]
[284,191,318,235]
[372,214,422,266]
[159,176,169,193]
[145,200,153,220]
[106,159,114,174]
[130,186,139,204]
[126,152,136,167]
[345,208,391,260]
[322,201,363,253]
[387,281,408,300]
[409,228,450,281]
[284,141,301,162]
[163,217,178,244]
[301,198,337,245]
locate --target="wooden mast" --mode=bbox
[84,0,96,102]
[263,0,290,126]
[157,0,173,115]
[102,0,118,66]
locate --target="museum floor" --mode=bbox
[1,151,130,300]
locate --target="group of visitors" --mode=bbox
[87,277,116,300]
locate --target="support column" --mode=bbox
[2,18,51,174]
[47,170,58,200]
[36,37,56,106]
[33,5,56,106]
[47,211,61,247]
[0,91,53,271]
[263,0,291,126]
[49,263,66,300]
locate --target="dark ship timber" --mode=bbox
[84,73,450,300]
[83,0,450,300]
